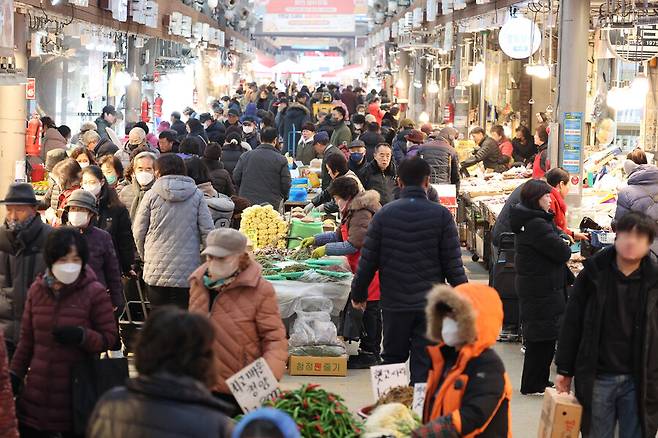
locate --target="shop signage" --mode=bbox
[371,363,409,400]
[153,71,160,82]
[498,16,542,59]
[262,0,356,35]
[227,358,279,413]
[449,72,457,87]
[25,78,36,100]
[562,112,583,176]
[606,25,658,62]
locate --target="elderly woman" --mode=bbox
[188,228,287,416]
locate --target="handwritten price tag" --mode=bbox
[226,358,280,413]
[370,363,410,402]
[412,383,427,417]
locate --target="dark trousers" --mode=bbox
[382,309,431,384]
[521,339,555,393]
[360,300,382,355]
[19,423,82,438]
[147,285,190,310]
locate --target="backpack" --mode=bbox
[206,194,235,229]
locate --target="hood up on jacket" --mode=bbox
[152,175,198,202]
[286,102,310,116]
[509,203,554,233]
[627,164,658,186]
[426,283,503,355]
[349,189,380,212]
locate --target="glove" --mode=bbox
[311,246,326,259]
[300,237,316,248]
[52,326,85,346]
[10,372,22,396]
[303,203,315,214]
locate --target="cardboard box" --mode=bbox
[538,388,583,438]
[288,355,348,377]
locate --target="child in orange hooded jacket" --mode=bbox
[413,283,512,438]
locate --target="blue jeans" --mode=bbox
[588,374,641,438]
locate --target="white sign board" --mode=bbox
[227,358,280,413]
[370,363,410,401]
[498,16,542,59]
[412,383,427,417]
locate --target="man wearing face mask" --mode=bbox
[329,106,352,151]
[188,228,287,415]
[414,283,511,437]
[347,140,368,177]
[295,122,319,165]
[350,114,366,140]
[199,112,225,144]
[64,190,124,315]
[0,184,52,358]
[241,118,260,150]
[118,152,157,220]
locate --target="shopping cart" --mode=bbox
[118,273,150,354]
[491,232,522,343]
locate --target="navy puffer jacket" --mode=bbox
[351,186,467,311]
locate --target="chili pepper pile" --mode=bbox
[264,384,362,437]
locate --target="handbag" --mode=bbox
[71,356,129,435]
[339,298,364,341]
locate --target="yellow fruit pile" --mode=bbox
[239,205,288,249]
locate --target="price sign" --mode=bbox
[26,78,35,100]
[370,363,410,401]
[227,358,280,413]
[412,383,427,417]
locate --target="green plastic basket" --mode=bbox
[305,259,344,267]
[314,269,351,279]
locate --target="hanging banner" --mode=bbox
[562,112,583,192]
[498,15,542,59]
[262,0,356,35]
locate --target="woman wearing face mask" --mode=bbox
[45,158,82,227]
[415,283,511,437]
[9,227,117,437]
[241,119,260,150]
[510,179,573,395]
[70,146,97,169]
[98,155,124,189]
[64,189,124,315]
[81,166,135,279]
[295,122,318,165]
[188,228,287,416]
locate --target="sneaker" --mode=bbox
[348,352,382,369]
[520,346,526,354]
[546,381,555,389]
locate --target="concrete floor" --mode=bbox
[281,251,547,436]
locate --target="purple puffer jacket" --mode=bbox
[80,226,124,310]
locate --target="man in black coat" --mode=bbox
[556,212,658,437]
[0,184,51,358]
[170,111,187,141]
[351,157,467,384]
[359,143,397,205]
[200,112,226,144]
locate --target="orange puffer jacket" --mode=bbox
[188,259,288,394]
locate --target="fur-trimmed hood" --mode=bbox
[426,283,503,352]
[286,102,310,115]
[349,189,381,212]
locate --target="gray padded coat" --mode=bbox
[132,175,214,288]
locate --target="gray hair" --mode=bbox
[81,130,100,145]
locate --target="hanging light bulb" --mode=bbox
[630,76,650,98]
[533,64,550,79]
[428,81,440,93]
[395,78,405,88]
[468,62,485,85]
[208,0,219,8]
[419,111,430,123]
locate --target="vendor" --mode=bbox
[188,228,287,416]
[460,127,509,174]
[300,176,382,369]
[303,153,363,214]
[546,168,589,241]
[532,124,550,178]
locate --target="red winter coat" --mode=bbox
[10,266,117,433]
[498,139,513,158]
[0,332,18,438]
[368,102,385,125]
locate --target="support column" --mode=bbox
[0,13,28,220]
[453,33,470,137]
[478,34,487,127]
[125,36,143,124]
[396,50,410,103]
[556,0,590,206]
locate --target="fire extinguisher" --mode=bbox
[153,94,163,126]
[25,114,42,157]
[443,102,455,124]
[141,97,150,123]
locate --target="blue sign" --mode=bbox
[562,112,583,174]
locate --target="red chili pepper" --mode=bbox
[303,399,309,409]
[307,383,320,390]
[315,424,324,433]
[335,410,344,414]
[328,394,335,402]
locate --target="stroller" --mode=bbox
[491,232,522,342]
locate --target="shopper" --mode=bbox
[368,97,385,126]
[359,122,386,160]
[312,131,343,191]
[158,129,180,154]
[512,125,537,164]
[41,117,67,158]
[510,179,572,395]
[351,157,467,384]
[10,227,117,436]
[416,131,460,189]
[0,332,18,438]
[491,124,513,159]
[341,86,358,116]
[116,127,157,169]
[329,106,352,150]
[222,131,250,176]
[241,118,260,150]
[95,105,117,141]
[203,143,236,197]
[232,408,300,438]
[0,183,52,358]
[188,228,287,415]
[403,129,425,158]
[224,108,242,130]
[532,124,550,178]
[414,283,511,437]
[185,119,209,156]
[72,121,97,148]
[132,154,214,309]
[70,146,97,169]
[118,151,157,219]
[347,139,369,176]
[350,113,366,140]
[556,211,658,437]
[546,167,589,241]
[170,111,187,140]
[88,307,233,438]
[460,127,509,173]
[200,112,226,144]
[359,143,397,206]
[47,158,82,226]
[233,127,291,210]
[282,94,311,154]
[97,154,123,189]
[391,118,416,164]
[64,189,124,313]
[134,121,159,150]
[295,122,318,165]
[302,177,382,368]
[83,129,118,159]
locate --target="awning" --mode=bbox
[321,64,363,79]
[271,59,307,74]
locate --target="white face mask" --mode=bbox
[83,182,102,197]
[135,171,154,186]
[243,125,254,134]
[441,317,462,347]
[51,262,82,285]
[68,211,90,228]
[208,257,240,280]
[78,162,89,169]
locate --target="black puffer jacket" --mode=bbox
[205,121,226,144]
[491,183,524,246]
[282,103,311,152]
[556,247,658,437]
[233,143,292,208]
[462,136,509,172]
[0,217,51,346]
[418,139,460,189]
[221,142,247,176]
[203,159,235,197]
[87,373,233,438]
[359,160,397,205]
[510,203,572,341]
[96,185,135,274]
[352,186,467,311]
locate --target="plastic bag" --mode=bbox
[289,296,341,347]
[288,344,346,357]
